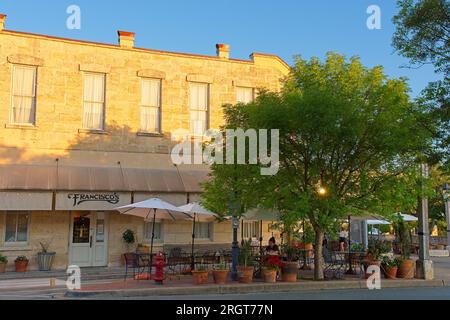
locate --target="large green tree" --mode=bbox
[203,53,435,280]
[393,0,450,170]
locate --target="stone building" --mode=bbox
[0,14,289,270]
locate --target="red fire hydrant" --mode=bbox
[153,252,165,285]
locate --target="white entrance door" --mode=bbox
[70,212,108,267]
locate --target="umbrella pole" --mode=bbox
[259,220,263,256]
[191,213,196,271]
[149,209,156,277]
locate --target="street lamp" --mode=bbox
[444,183,450,251]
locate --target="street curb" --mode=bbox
[64,279,447,298]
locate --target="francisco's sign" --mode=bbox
[68,193,120,207]
[56,192,131,211]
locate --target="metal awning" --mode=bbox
[0,164,210,193]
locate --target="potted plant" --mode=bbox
[14,256,29,273]
[262,255,283,283]
[395,217,415,279]
[121,229,136,266]
[364,239,390,278]
[381,256,401,279]
[192,264,209,285]
[280,244,299,282]
[349,242,365,261]
[237,239,255,284]
[0,254,7,273]
[212,262,229,285]
[37,239,56,271]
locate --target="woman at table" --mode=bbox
[265,237,280,256]
[339,227,348,252]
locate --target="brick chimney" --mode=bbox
[216,44,230,59]
[118,30,135,48]
[0,14,6,31]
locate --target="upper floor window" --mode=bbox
[236,87,254,104]
[5,212,30,244]
[141,78,162,134]
[144,221,162,241]
[195,222,212,240]
[82,73,105,130]
[189,82,209,136]
[11,65,37,125]
[242,220,261,240]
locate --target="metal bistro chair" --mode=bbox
[123,253,147,281]
[322,248,346,279]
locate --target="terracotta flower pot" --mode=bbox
[281,261,298,282]
[192,271,209,285]
[0,262,6,273]
[262,268,277,283]
[397,259,415,279]
[383,266,398,280]
[15,260,28,273]
[212,270,229,285]
[237,266,254,284]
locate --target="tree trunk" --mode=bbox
[314,229,325,280]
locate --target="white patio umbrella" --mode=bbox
[367,219,391,225]
[178,202,217,270]
[116,198,193,274]
[398,213,418,222]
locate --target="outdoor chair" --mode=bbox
[322,248,346,279]
[123,253,146,281]
[165,247,189,275]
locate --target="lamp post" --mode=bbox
[444,183,450,251]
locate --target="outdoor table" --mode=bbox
[135,252,159,278]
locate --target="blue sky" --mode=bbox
[0,0,441,97]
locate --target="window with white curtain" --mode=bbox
[242,221,261,240]
[82,73,105,130]
[11,65,37,125]
[195,222,212,240]
[189,82,209,136]
[236,87,254,104]
[5,212,30,243]
[144,221,162,241]
[140,78,161,133]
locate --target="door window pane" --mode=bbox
[73,216,91,243]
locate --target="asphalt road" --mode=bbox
[127,286,450,300]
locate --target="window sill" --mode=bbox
[0,245,32,252]
[137,132,164,138]
[4,124,38,130]
[78,129,109,135]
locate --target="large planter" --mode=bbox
[38,252,56,271]
[364,260,381,279]
[192,271,209,285]
[397,259,415,279]
[15,260,29,273]
[383,266,398,280]
[262,268,277,283]
[281,261,298,282]
[0,262,6,273]
[212,270,229,285]
[237,266,254,284]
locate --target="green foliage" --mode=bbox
[214,262,228,271]
[195,264,209,272]
[281,243,300,262]
[203,52,435,280]
[393,216,413,259]
[122,229,136,245]
[238,239,255,267]
[350,243,365,253]
[393,0,450,168]
[0,254,7,263]
[382,256,402,268]
[14,256,28,262]
[367,239,391,260]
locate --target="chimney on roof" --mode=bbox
[0,14,6,31]
[118,30,135,48]
[216,44,230,59]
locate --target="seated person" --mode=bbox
[265,237,280,256]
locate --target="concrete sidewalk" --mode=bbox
[65,278,449,299]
